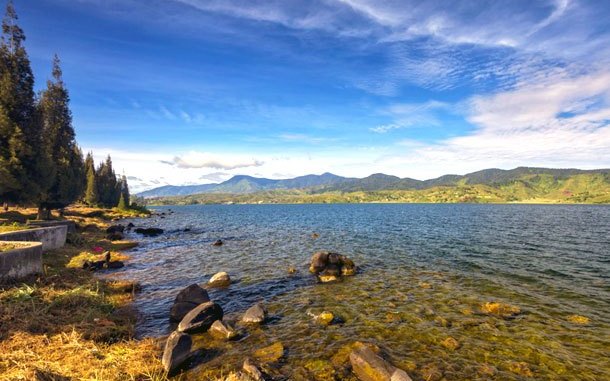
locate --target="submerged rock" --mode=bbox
[253,342,284,364]
[134,227,164,237]
[349,343,413,381]
[441,337,460,351]
[567,314,590,324]
[106,224,125,234]
[170,284,210,322]
[106,232,124,241]
[162,331,192,373]
[242,303,267,324]
[309,251,357,282]
[224,372,254,381]
[210,320,238,340]
[106,261,125,269]
[243,358,265,381]
[480,302,521,318]
[208,271,231,288]
[212,239,224,246]
[178,301,223,334]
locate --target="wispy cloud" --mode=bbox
[161,152,265,170]
[371,100,451,133]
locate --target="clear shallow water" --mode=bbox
[112,204,610,380]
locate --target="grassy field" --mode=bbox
[0,206,174,381]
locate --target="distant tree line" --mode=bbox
[0,1,130,218]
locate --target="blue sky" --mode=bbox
[18,0,610,191]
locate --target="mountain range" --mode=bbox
[137,167,610,198]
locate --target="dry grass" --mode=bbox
[0,207,169,381]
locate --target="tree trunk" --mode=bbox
[37,206,50,221]
[2,202,7,212]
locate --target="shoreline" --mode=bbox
[0,206,170,380]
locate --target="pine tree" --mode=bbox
[0,1,42,205]
[96,155,118,208]
[83,152,98,205]
[36,55,85,218]
[120,174,129,208]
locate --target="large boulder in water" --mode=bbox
[309,251,357,282]
[349,343,412,381]
[170,284,210,322]
[162,331,192,373]
[178,301,223,333]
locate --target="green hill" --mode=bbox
[147,168,610,205]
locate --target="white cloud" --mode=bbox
[373,70,610,177]
[161,152,265,170]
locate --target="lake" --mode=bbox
[113,204,610,380]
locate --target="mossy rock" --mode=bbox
[305,359,336,381]
[253,342,284,364]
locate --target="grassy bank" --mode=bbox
[0,206,171,381]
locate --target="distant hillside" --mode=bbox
[138,172,349,198]
[148,170,610,205]
[138,167,610,200]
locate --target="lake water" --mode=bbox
[113,204,610,380]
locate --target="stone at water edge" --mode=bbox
[178,301,223,334]
[316,311,335,326]
[162,331,192,373]
[212,239,223,246]
[349,343,413,381]
[243,358,265,381]
[253,342,285,364]
[208,271,231,287]
[209,320,238,340]
[169,284,211,322]
[242,303,267,324]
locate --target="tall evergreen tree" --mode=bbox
[121,174,130,207]
[36,55,85,218]
[83,151,98,205]
[0,1,43,205]
[96,155,119,208]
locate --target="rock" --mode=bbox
[318,271,340,283]
[224,372,254,381]
[212,239,223,246]
[441,337,460,351]
[208,271,231,288]
[178,301,223,334]
[209,320,238,340]
[243,358,264,381]
[106,224,125,234]
[106,232,124,241]
[480,302,521,318]
[567,314,590,324]
[311,232,320,239]
[287,266,297,274]
[134,227,164,237]
[126,222,135,229]
[106,261,125,269]
[253,342,284,364]
[508,361,533,377]
[349,343,413,381]
[242,303,266,324]
[170,284,211,322]
[162,331,192,373]
[316,311,335,326]
[309,251,356,282]
[309,251,330,273]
